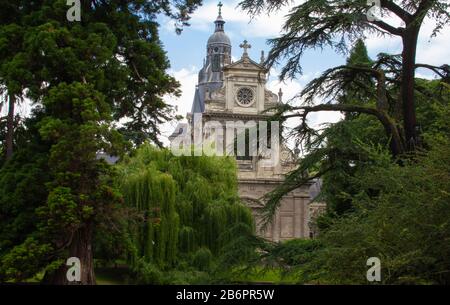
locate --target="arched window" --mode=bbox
[212,54,220,72]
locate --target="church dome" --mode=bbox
[207,31,231,46]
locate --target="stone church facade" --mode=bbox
[170,6,325,241]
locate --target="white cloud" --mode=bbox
[159,66,198,146]
[415,20,450,67]
[365,33,402,54]
[307,111,343,130]
[176,0,302,38]
[267,68,318,100]
[267,78,302,103]
[365,16,449,70]
[169,66,199,116]
[365,13,403,53]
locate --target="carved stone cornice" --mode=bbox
[202,111,274,121]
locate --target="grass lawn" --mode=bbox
[94,265,297,285]
[230,267,297,284]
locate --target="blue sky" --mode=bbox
[157,0,450,145]
[159,2,343,74]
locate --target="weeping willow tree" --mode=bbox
[117,144,254,272]
[121,168,179,269]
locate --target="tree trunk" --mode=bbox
[6,94,15,160]
[43,223,96,285]
[401,27,420,150]
[375,71,403,156]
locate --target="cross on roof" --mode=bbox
[218,2,223,16]
[240,40,251,56]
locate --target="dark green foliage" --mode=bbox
[0,146,49,252]
[0,0,203,283]
[130,257,212,285]
[1,81,126,283]
[312,138,450,284]
[192,248,212,272]
[339,39,375,110]
[415,79,450,138]
[239,33,450,284]
[0,237,55,281]
[179,226,195,253]
[265,239,322,267]
[216,222,262,271]
[255,137,450,284]
[131,258,164,285]
[258,239,324,283]
[0,116,52,282]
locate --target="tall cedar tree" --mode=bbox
[236,0,449,224]
[239,0,450,152]
[258,47,447,225]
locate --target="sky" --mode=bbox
[157,0,450,146]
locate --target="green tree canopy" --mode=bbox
[0,0,203,284]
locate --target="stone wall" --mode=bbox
[238,179,312,241]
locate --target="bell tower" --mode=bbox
[192,1,232,113]
[198,2,231,86]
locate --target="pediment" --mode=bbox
[224,56,267,72]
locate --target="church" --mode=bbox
[170,4,325,241]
